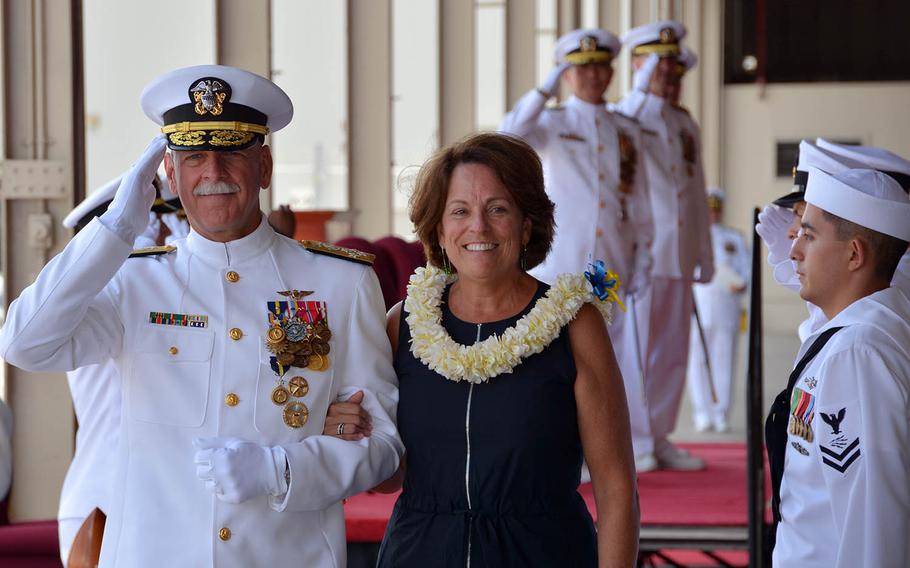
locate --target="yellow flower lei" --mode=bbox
[404,265,617,384]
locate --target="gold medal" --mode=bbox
[283,401,309,428]
[288,376,309,397]
[267,326,286,344]
[307,353,326,371]
[313,341,330,356]
[277,351,295,366]
[271,384,290,405]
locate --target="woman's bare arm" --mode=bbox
[570,303,639,567]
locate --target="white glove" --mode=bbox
[132,212,161,249]
[756,204,795,265]
[633,54,659,93]
[538,62,571,98]
[772,258,801,292]
[99,135,167,244]
[194,437,288,504]
[627,247,652,295]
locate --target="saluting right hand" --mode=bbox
[99,134,168,244]
[756,204,796,265]
[633,54,660,93]
[538,62,571,99]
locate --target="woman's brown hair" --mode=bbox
[409,132,555,271]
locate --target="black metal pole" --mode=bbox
[747,207,766,567]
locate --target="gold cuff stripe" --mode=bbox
[565,52,613,65]
[631,44,680,57]
[161,121,270,136]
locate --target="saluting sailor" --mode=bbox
[766,167,910,568]
[687,187,749,433]
[0,65,403,567]
[499,28,654,471]
[757,140,910,341]
[613,22,713,470]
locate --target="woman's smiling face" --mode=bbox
[437,162,530,283]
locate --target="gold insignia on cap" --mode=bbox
[660,27,676,44]
[580,36,598,52]
[191,79,228,116]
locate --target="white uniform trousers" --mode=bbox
[687,320,738,424]
[610,298,653,457]
[632,276,693,452]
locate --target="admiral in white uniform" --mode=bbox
[766,167,910,568]
[0,65,403,568]
[499,28,654,470]
[56,174,190,565]
[687,188,749,432]
[614,22,713,470]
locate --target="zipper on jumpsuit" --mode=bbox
[464,323,481,567]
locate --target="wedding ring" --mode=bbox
[337,423,345,436]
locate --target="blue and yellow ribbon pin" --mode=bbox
[584,260,626,312]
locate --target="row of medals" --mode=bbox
[788,414,813,442]
[265,318,332,428]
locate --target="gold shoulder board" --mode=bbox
[299,240,375,266]
[128,245,177,258]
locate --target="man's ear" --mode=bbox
[164,152,177,196]
[259,144,273,190]
[847,236,868,273]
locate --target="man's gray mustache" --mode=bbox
[193,181,241,196]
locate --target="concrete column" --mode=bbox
[349,0,393,237]
[506,0,536,108]
[440,0,474,145]
[216,0,273,212]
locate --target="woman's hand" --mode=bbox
[323,390,373,441]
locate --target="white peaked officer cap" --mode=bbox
[706,186,725,209]
[677,47,698,73]
[622,20,686,57]
[63,174,177,229]
[554,29,621,66]
[141,64,293,152]
[815,138,910,190]
[805,167,910,242]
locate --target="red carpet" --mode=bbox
[345,442,768,541]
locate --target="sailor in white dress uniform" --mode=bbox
[614,22,713,470]
[767,167,910,568]
[0,65,403,568]
[687,188,749,432]
[499,28,654,471]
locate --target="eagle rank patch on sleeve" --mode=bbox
[818,405,862,475]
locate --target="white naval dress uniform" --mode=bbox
[774,286,910,568]
[58,217,189,565]
[500,92,654,449]
[0,215,404,568]
[687,223,749,426]
[613,90,713,455]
